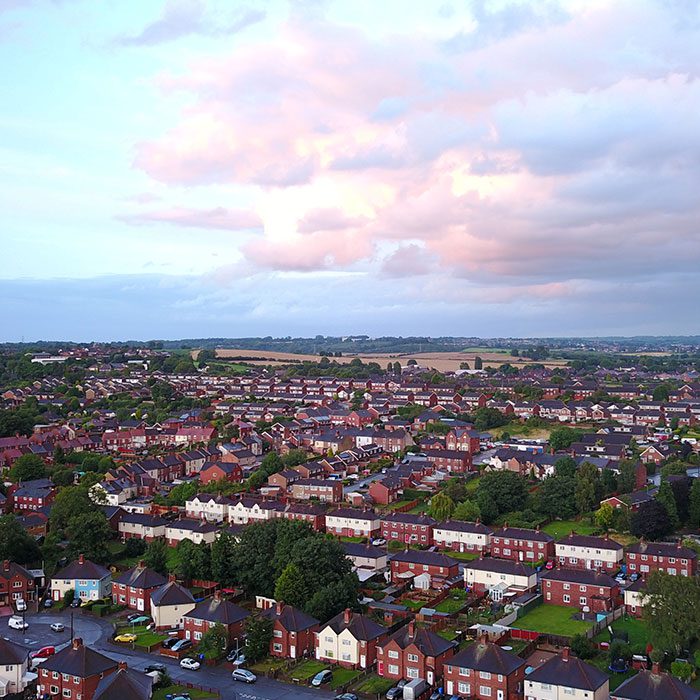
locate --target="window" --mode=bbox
[407,668,419,679]
[388,665,399,675]
[563,594,570,603]
[50,687,59,695]
[194,632,202,641]
[458,683,470,694]
[479,671,491,680]
[388,650,399,659]
[579,596,587,605]
[273,643,283,653]
[407,654,419,662]
[273,630,282,638]
[342,639,351,646]
[479,686,492,697]
[63,691,71,698]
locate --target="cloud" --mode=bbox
[119,206,263,231]
[115,0,265,46]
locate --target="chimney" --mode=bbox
[480,633,489,645]
[72,638,83,650]
[138,560,145,569]
[651,662,660,675]
[562,647,570,661]
[343,608,352,625]
[168,574,177,583]
[213,589,221,602]
[118,661,128,672]
[276,600,284,615]
[2,560,9,572]
[408,620,415,638]
[78,554,85,565]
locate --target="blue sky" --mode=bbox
[2,0,700,341]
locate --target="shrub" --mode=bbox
[570,634,595,660]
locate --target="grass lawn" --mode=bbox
[490,423,551,441]
[542,519,598,539]
[115,624,167,648]
[330,668,361,689]
[388,499,418,510]
[515,604,593,637]
[437,627,459,641]
[592,617,650,653]
[446,550,481,561]
[408,502,428,514]
[339,536,366,543]
[435,589,468,614]
[589,654,636,691]
[290,660,328,682]
[249,656,288,674]
[354,674,395,694]
[152,686,216,700]
[402,598,428,611]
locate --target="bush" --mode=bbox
[124,538,147,557]
[387,540,404,552]
[570,634,595,659]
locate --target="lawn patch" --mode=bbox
[330,668,361,689]
[541,519,597,539]
[515,604,593,637]
[290,660,328,682]
[446,550,481,561]
[592,617,650,653]
[152,686,216,700]
[354,674,395,694]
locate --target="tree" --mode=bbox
[9,453,46,482]
[670,661,693,682]
[453,499,481,522]
[443,478,467,503]
[537,474,577,519]
[549,427,584,452]
[472,407,507,430]
[260,452,283,476]
[144,538,169,575]
[476,472,528,518]
[474,356,483,370]
[476,492,498,524]
[197,623,228,661]
[124,538,146,558]
[689,477,700,528]
[630,500,673,540]
[49,485,99,533]
[53,445,66,464]
[670,477,691,524]
[575,462,603,515]
[305,575,358,622]
[570,634,595,659]
[0,515,42,564]
[642,571,700,654]
[245,616,274,663]
[274,563,308,609]
[554,457,577,478]
[618,460,637,494]
[176,540,197,582]
[211,532,236,586]
[657,481,680,529]
[429,492,455,521]
[594,502,614,531]
[652,384,671,402]
[65,511,111,564]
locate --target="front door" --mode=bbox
[290,645,296,659]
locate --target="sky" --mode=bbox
[1,0,699,342]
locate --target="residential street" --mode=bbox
[5,612,336,700]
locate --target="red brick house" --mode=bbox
[9,478,55,511]
[37,637,118,700]
[199,461,243,485]
[260,600,319,659]
[541,568,621,613]
[183,591,249,646]
[380,513,436,546]
[490,526,554,564]
[376,620,456,686]
[368,476,401,505]
[445,428,480,453]
[390,549,459,587]
[612,662,700,700]
[0,559,36,610]
[626,540,697,578]
[111,561,167,612]
[423,449,473,473]
[278,502,326,531]
[444,635,526,700]
[290,478,342,503]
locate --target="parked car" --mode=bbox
[165,694,191,700]
[231,669,257,684]
[50,623,65,633]
[15,598,27,612]
[114,633,138,643]
[544,560,554,570]
[335,694,358,700]
[126,613,142,623]
[43,598,53,608]
[30,647,55,659]
[70,598,82,608]
[179,658,200,671]
[161,637,180,649]
[8,616,28,630]
[311,669,333,687]
[226,650,246,665]
[144,663,167,674]
[371,538,387,546]
[386,683,407,700]
[171,639,192,652]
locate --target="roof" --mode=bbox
[41,640,117,677]
[150,580,195,607]
[465,557,535,577]
[323,610,386,641]
[390,549,457,569]
[0,637,29,665]
[261,602,319,632]
[627,540,697,560]
[93,667,152,700]
[380,512,437,526]
[112,564,167,590]
[383,625,455,657]
[492,526,553,543]
[527,652,608,691]
[556,532,624,551]
[53,557,110,582]
[613,668,700,700]
[343,542,386,560]
[450,639,525,676]
[541,568,617,588]
[327,508,379,521]
[185,596,249,625]
[435,520,493,535]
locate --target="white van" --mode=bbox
[8,615,29,630]
[15,598,27,612]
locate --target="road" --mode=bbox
[343,469,388,494]
[4,611,336,700]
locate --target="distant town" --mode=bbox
[2,337,700,700]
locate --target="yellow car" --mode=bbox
[114,633,138,643]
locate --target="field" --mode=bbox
[206,348,567,371]
[515,604,594,637]
[541,519,598,539]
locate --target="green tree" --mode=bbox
[652,384,671,402]
[452,499,481,522]
[630,500,673,541]
[0,515,42,564]
[642,571,700,654]
[429,492,455,521]
[49,485,100,534]
[176,540,197,582]
[549,427,584,452]
[392,361,402,374]
[657,481,680,529]
[53,445,66,464]
[617,460,637,494]
[570,634,596,659]
[245,616,274,663]
[305,575,358,622]
[575,462,603,514]
[197,623,228,661]
[443,478,467,503]
[9,453,47,482]
[537,474,577,519]
[65,511,111,564]
[670,661,692,682]
[473,356,483,370]
[211,532,236,586]
[144,538,170,575]
[476,471,528,518]
[274,563,308,609]
[689,477,700,528]
[594,502,614,531]
[260,452,283,475]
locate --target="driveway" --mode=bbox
[13,611,336,700]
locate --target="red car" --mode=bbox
[30,646,56,659]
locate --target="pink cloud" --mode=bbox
[120,206,262,231]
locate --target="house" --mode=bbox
[118,513,167,542]
[52,555,112,603]
[260,600,319,659]
[0,559,36,609]
[423,449,473,473]
[199,461,243,485]
[149,577,196,629]
[315,608,387,669]
[524,648,609,700]
[380,513,436,546]
[464,558,538,600]
[279,502,326,531]
[611,663,700,700]
[541,568,620,613]
[93,662,152,700]
[377,620,456,686]
[368,476,401,505]
[0,637,34,698]
[325,508,381,538]
[433,520,492,554]
[185,493,232,522]
[228,497,284,525]
[111,562,167,612]
[625,540,697,578]
[624,578,646,617]
[291,479,343,503]
[554,532,624,572]
[343,543,388,576]
[165,519,219,546]
[10,478,55,511]
[390,549,459,588]
[443,635,526,700]
[37,638,118,700]
[183,591,249,646]
[490,526,555,564]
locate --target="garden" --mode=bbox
[514,604,594,637]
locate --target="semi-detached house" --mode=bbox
[554,532,624,572]
[315,608,386,669]
[433,520,492,554]
[325,508,381,538]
